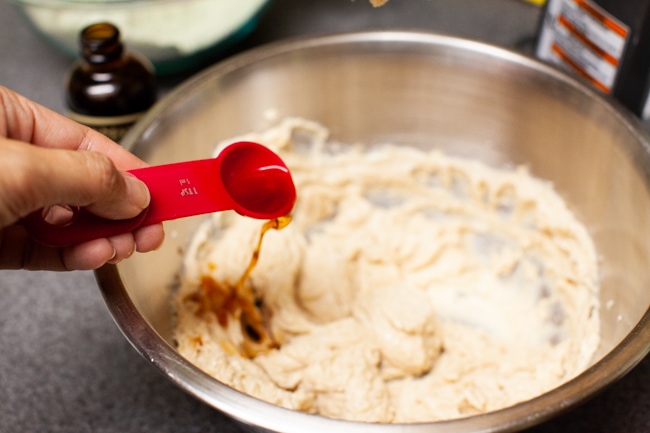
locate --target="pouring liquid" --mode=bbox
[188,215,292,358]
[237,215,292,357]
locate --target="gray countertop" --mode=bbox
[1,1,650,432]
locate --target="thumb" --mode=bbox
[0,139,150,228]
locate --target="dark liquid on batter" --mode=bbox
[187,216,292,358]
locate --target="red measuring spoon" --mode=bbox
[22,141,296,247]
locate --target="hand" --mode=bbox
[0,86,164,271]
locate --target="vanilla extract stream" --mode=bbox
[185,216,292,358]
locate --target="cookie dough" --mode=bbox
[173,117,600,422]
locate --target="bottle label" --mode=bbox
[536,0,629,93]
[67,111,146,143]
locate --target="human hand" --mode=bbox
[0,86,164,271]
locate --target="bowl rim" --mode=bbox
[99,30,650,433]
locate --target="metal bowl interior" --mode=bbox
[96,31,650,432]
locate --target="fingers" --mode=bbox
[0,139,163,270]
[79,158,151,221]
[0,139,150,226]
[0,86,165,270]
[64,223,164,269]
[0,225,110,270]
[0,222,164,271]
[133,223,165,253]
[63,238,118,270]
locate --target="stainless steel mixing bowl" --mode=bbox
[96,31,650,432]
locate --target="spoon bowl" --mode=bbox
[219,141,296,220]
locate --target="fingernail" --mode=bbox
[124,174,151,210]
[107,246,118,264]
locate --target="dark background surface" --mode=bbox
[1,0,650,432]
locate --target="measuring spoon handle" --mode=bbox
[22,158,232,247]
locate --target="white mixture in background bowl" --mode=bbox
[11,0,271,74]
[173,117,600,423]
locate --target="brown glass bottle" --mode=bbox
[65,22,156,143]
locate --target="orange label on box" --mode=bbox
[536,0,629,93]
